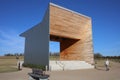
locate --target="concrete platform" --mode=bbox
[49,60,94,71]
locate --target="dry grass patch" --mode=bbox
[0,66,18,73]
[0,56,24,73]
[49,56,59,60]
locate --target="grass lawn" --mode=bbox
[49,56,59,60]
[94,59,120,70]
[0,66,18,73]
[0,55,119,73]
[0,56,24,73]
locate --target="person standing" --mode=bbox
[105,59,110,71]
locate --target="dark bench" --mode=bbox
[32,68,43,75]
[28,68,49,80]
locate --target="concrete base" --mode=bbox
[49,60,94,71]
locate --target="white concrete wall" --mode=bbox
[23,7,49,67]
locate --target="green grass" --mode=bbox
[23,63,45,70]
[0,56,24,73]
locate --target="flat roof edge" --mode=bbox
[50,2,91,19]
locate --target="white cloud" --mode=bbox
[0,29,24,55]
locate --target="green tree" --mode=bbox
[94,53,103,59]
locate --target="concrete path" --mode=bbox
[49,68,120,80]
[0,63,120,80]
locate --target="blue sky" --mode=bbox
[0,0,120,56]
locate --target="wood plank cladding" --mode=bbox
[50,4,91,39]
[49,3,94,64]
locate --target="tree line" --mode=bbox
[94,53,120,59]
[4,53,24,56]
[49,52,59,56]
[50,52,120,60]
[4,52,120,59]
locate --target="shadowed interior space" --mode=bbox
[50,35,79,60]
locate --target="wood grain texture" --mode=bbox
[50,4,94,64]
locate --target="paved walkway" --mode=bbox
[0,63,120,80]
[49,68,120,80]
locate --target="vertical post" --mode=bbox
[46,65,48,71]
